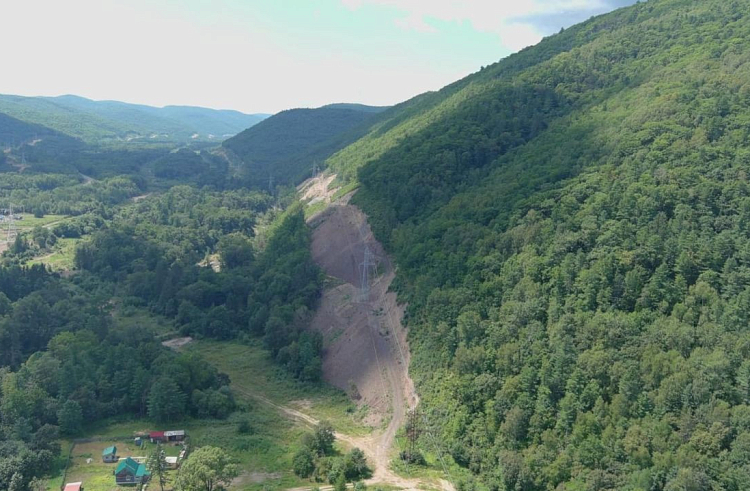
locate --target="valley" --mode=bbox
[5,1,750,490]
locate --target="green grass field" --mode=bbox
[63,440,165,491]
[20,214,83,271]
[50,415,309,491]
[51,421,185,491]
[13,213,69,229]
[27,237,80,271]
[182,340,372,490]
[113,306,178,340]
[190,340,370,436]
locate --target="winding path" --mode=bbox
[229,380,447,491]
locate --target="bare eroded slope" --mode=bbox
[305,182,419,483]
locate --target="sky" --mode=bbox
[0,0,638,114]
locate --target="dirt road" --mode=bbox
[229,376,441,491]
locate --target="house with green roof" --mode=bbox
[102,446,117,463]
[114,457,150,486]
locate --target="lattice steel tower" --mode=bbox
[5,204,17,244]
[359,246,378,302]
[405,407,421,462]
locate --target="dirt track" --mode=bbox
[306,190,424,488]
[232,382,433,491]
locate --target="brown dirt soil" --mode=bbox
[298,174,338,205]
[162,337,193,349]
[132,193,152,202]
[306,195,424,488]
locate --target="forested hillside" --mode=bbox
[326,0,750,489]
[145,105,269,137]
[0,94,267,143]
[222,104,387,188]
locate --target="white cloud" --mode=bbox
[341,0,364,9]
[0,0,633,113]
[340,0,615,50]
[394,13,438,33]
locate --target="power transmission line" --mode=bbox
[421,411,456,488]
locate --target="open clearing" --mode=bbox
[27,237,80,271]
[185,340,373,490]
[191,340,368,436]
[62,438,181,491]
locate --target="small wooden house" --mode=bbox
[102,446,117,463]
[165,430,185,442]
[114,457,150,486]
[165,456,179,469]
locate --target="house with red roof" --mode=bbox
[149,431,165,443]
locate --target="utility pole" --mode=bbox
[359,246,378,302]
[6,204,17,244]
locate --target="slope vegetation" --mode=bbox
[325,1,750,489]
[0,112,68,147]
[222,105,387,188]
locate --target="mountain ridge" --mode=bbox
[0,93,269,143]
[222,104,389,187]
[313,0,750,489]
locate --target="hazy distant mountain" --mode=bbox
[147,105,271,137]
[0,94,268,143]
[323,103,390,113]
[222,104,387,187]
